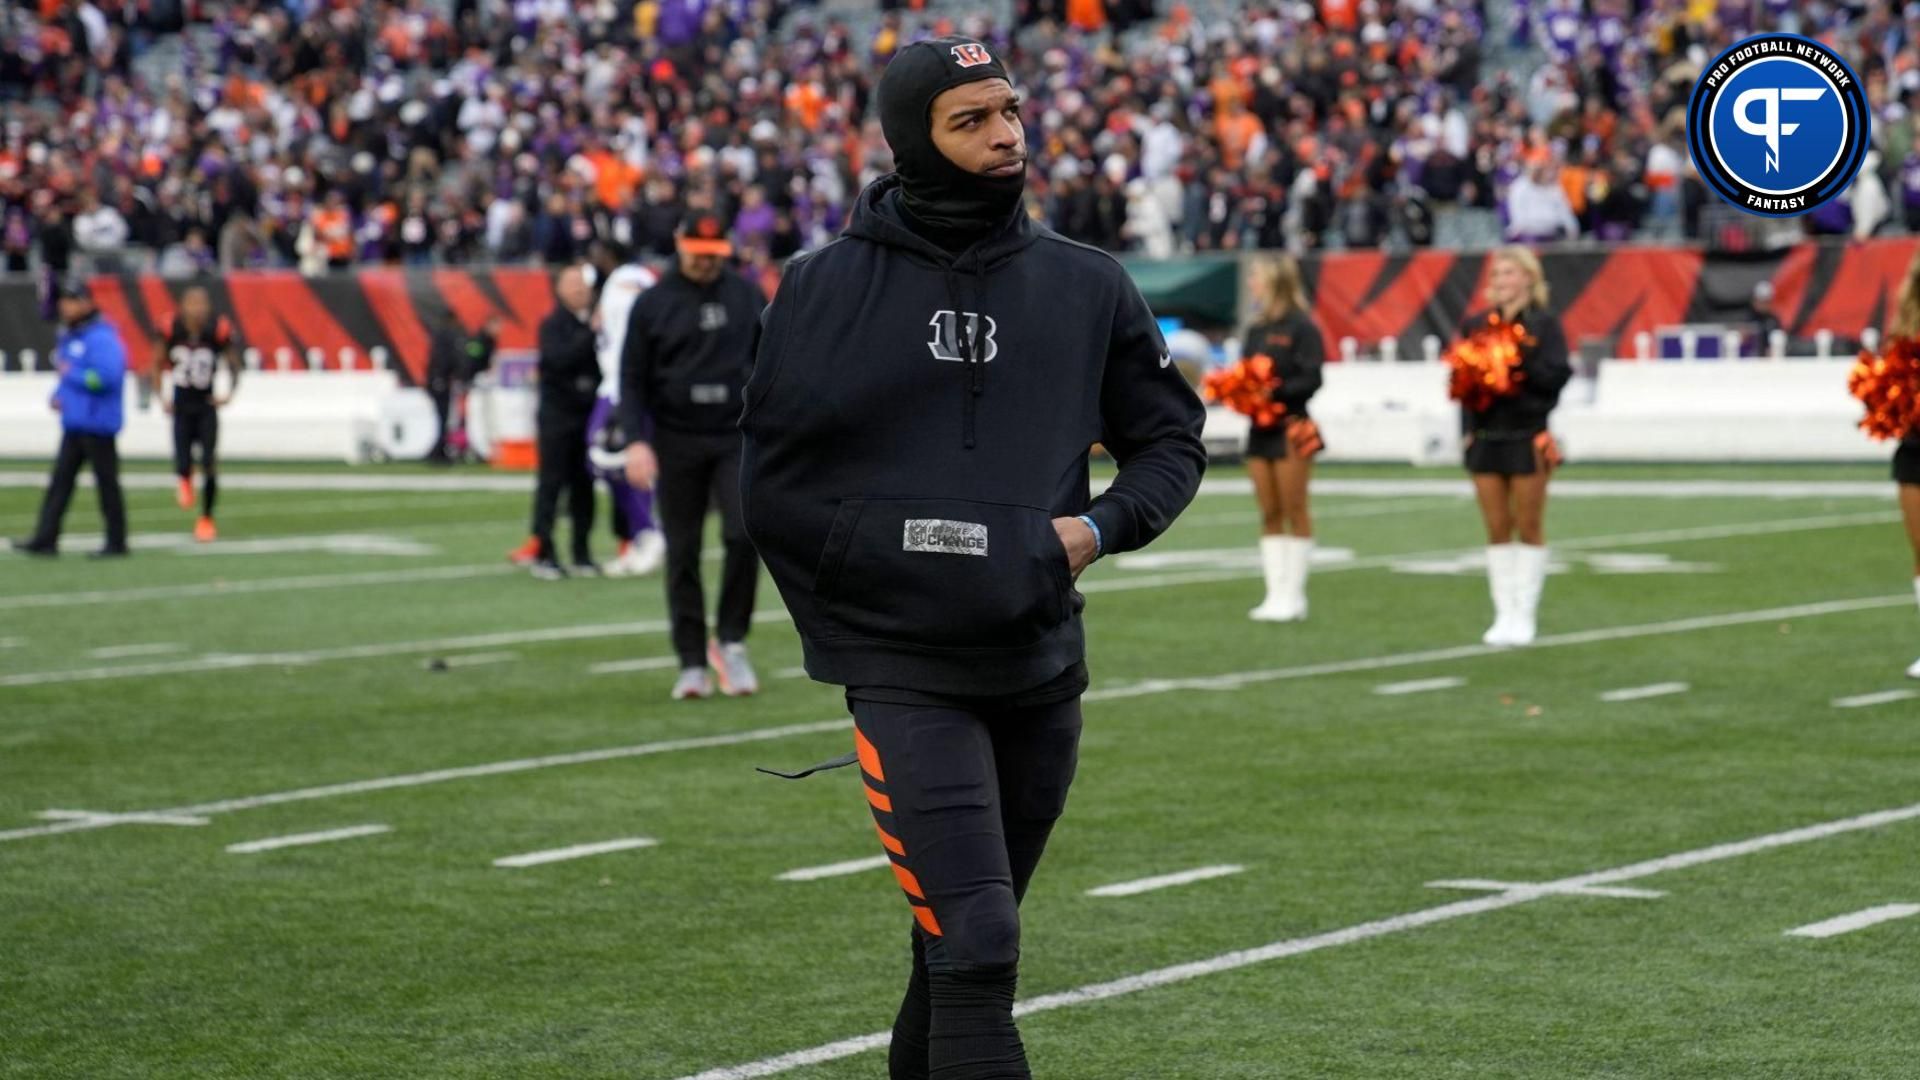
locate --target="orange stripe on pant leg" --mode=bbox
[875,823,905,857]
[854,727,886,782]
[912,903,944,936]
[864,783,893,813]
[891,860,928,900]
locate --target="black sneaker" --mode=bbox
[571,559,602,578]
[87,546,130,560]
[9,538,56,557]
[530,559,568,581]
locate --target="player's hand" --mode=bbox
[624,441,658,490]
[1052,516,1098,580]
[212,395,230,409]
[49,396,61,413]
[160,398,173,415]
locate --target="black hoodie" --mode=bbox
[739,178,1207,697]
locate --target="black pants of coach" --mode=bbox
[531,413,593,563]
[655,426,758,668]
[30,432,127,552]
[852,696,1083,1080]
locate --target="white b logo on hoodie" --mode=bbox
[927,310,999,363]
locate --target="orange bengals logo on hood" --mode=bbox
[949,42,994,68]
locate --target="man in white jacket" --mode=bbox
[589,241,665,577]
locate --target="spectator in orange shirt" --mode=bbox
[1215,98,1264,171]
[311,192,354,270]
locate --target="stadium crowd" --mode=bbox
[6,0,1920,282]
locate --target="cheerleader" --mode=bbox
[1241,255,1325,622]
[1880,253,1920,677]
[1458,247,1571,647]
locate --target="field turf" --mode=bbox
[2,460,1917,1079]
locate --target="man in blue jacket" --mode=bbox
[11,281,130,558]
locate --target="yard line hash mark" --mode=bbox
[1785,904,1920,939]
[492,838,657,868]
[776,856,892,882]
[1086,865,1246,898]
[226,824,391,854]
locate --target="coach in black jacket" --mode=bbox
[529,265,600,578]
[739,38,1204,1078]
[620,213,766,699]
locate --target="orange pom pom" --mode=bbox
[1445,316,1532,412]
[1202,353,1287,427]
[1849,336,1920,442]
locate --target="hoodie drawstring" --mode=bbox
[946,253,987,450]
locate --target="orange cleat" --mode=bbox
[194,516,217,543]
[507,536,542,566]
[176,476,195,510]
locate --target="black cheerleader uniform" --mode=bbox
[1459,306,1570,476]
[1896,435,1920,485]
[1241,308,1325,461]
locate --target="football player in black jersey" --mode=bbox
[152,286,241,542]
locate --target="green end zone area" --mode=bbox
[2,462,1916,1078]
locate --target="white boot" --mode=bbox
[1908,578,1920,679]
[1280,536,1313,622]
[1482,544,1517,645]
[1509,543,1550,646]
[1250,535,1291,621]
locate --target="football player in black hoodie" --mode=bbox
[740,38,1206,1079]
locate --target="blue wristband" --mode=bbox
[1076,514,1103,558]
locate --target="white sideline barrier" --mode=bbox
[0,372,408,462]
[1205,358,1881,463]
[0,360,1883,464]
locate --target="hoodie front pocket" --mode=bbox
[812,497,1071,649]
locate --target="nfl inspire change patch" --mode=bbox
[903,519,989,556]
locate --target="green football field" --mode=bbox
[3,460,1918,1079]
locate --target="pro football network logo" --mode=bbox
[950,42,993,68]
[1687,34,1869,217]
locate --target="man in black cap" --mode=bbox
[621,213,767,700]
[527,264,600,579]
[12,281,131,558]
[740,38,1205,1078]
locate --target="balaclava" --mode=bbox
[876,36,1025,239]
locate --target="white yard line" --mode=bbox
[1599,682,1691,703]
[0,719,853,845]
[0,636,24,648]
[1084,594,1912,703]
[776,855,893,882]
[0,471,530,493]
[588,657,680,676]
[1425,878,1665,900]
[1785,904,1920,939]
[1831,689,1919,709]
[434,651,517,669]
[0,507,1891,618]
[1086,865,1245,898]
[5,593,1908,847]
[775,667,810,680]
[492,837,657,868]
[1079,510,1901,598]
[86,642,187,660]
[225,824,391,854]
[0,564,517,612]
[1118,478,1896,500]
[1373,676,1466,696]
[0,610,794,689]
[674,800,1920,1080]
[2,473,1890,498]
